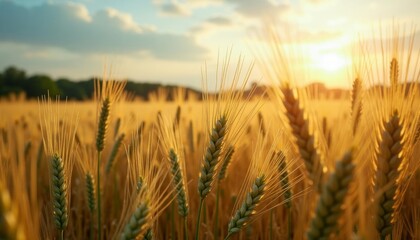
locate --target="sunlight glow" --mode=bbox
[313,53,349,72]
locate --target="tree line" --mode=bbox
[0,66,199,101]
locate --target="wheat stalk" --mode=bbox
[196,115,227,240]
[306,151,354,240]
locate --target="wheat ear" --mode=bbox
[198,115,227,198]
[196,115,227,240]
[351,78,363,135]
[278,151,292,208]
[225,175,266,240]
[51,153,68,231]
[143,228,153,240]
[376,110,405,239]
[96,97,110,152]
[137,176,144,194]
[120,202,150,240]
[390,58,399,88]
[282,86,324,190]
[85,173,96,213]
[218,145,235,181]
[306,151,354,240]
[114,117,121,139]
[106,133,125,174]
[168,149,189,217]
[0,182,25,240]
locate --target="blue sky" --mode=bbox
[0,0,419,89]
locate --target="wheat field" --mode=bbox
[0,29,419,240]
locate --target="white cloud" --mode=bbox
[0,1,208,60]
[160,2,190,16]
[227,0,292,21]
[154,0,223,17]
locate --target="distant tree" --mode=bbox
[24,75,59,98]
[56,78,88,100]
[3,66,26,87]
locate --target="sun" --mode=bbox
[312,52,349,73]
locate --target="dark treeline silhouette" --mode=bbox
[1,66,418,101]
[0,66,201,101]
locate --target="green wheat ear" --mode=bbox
[278,151,292,208]
[106,133,125,174]
[96,97,110,152]
[137,176,144,194]
[85,173,96,213]
[120,203,150,240]
[306,151,354,240]
[198,115,227,199]
[218,145,235,181]
[226,175,266,239]
[169,149,189,217]
[143,228,153,240]
[51,153,68,230]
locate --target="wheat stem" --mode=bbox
[196,115,227,239]
[195,199,204,240]
[96,97,110,240]
[214,182,221,240]
[96,151,102,240]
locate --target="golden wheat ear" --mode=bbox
[375,110,405,239]
[351,78,363,135]
[282,85,325,191]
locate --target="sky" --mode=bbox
[0,0,419,90]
